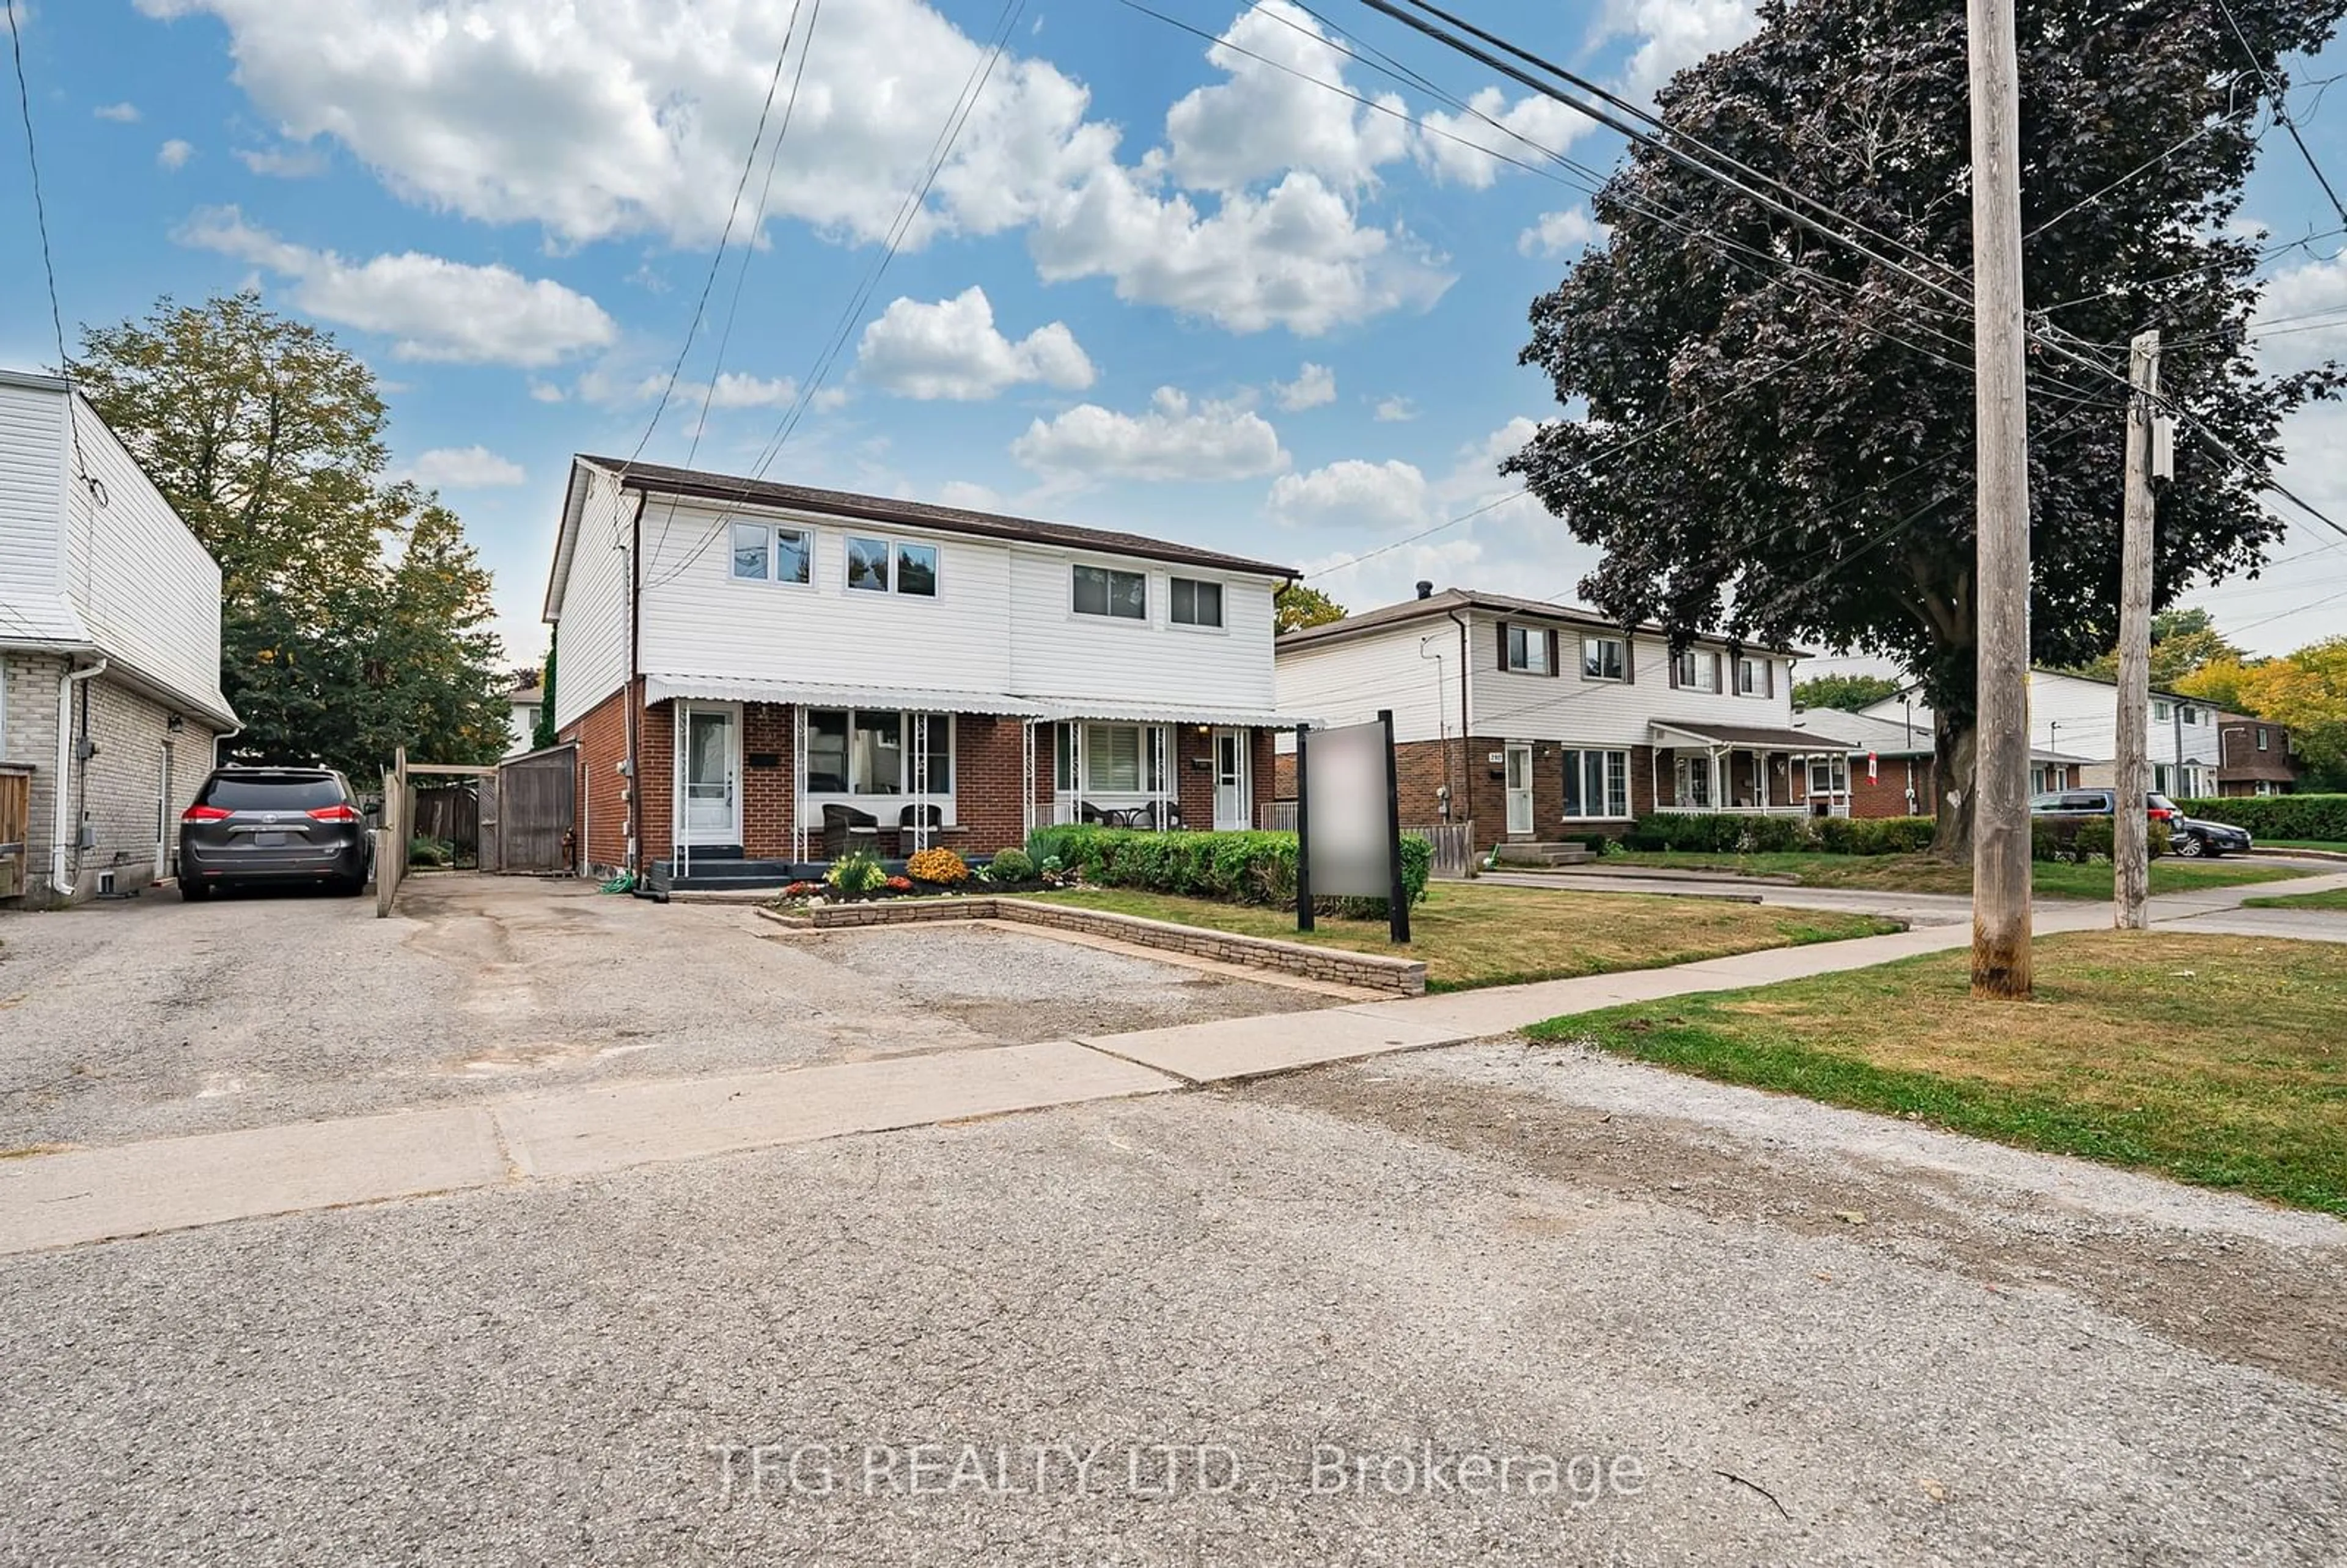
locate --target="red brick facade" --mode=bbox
[561,683,1276,868]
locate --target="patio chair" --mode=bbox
[822,803,880,861]
[1153,800,1186,832]
[897,802,943,852]
[1079,800,1115,826]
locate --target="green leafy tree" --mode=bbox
[1274,582,1348,634]
[1792,673,1904,712]
[74,293,508,777]
[1506,0,2345,854]
[2181,637,2347,789]
[2062,608,2245,686]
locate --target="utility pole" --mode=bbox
[1967,0,2035,999]
[2113,331,2159,930]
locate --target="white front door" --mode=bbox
[681,706,740,844]
[1504,742,1534,835]
[1212,728,1251,831]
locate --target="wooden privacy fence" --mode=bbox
[0,765,30,899]
[496,744,577,874]
[1254,800,1477,877]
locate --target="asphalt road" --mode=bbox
[0,875,1326,1148]
[3,1039,2341,1567]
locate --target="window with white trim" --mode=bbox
[1056,722,1169,793]
[1562,748,1629,819]
[2257,727,2270,751]
[2152,699,2172,722]
[730,522,811,585]
[1073,564,1147,620]
[1675,755,1713,808]
[1809,755,1849,794]
[1735,656,1769,697]
[804,710,950,794]
[843,536,939,597]
[1581,636,1626,681]
[1507,625,1550,673]
[1169,577,1223,628]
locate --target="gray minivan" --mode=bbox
[178,767,372,899]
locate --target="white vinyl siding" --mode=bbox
[550,467,633,730]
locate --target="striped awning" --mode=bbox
[641,675,1047,717]
[1032,699,1293,728]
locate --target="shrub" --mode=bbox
[986,847,1035,882]
[826,848,888,895]
[1025,826,1078,866]
[1045,827,1431,912]
[2173,794,2347,843]
[884,874,914,892]
[408,835,453,867]
[906,846,969,885]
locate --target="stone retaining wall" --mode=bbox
[762,896,1427,995]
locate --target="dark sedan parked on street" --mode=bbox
[178,767,372,899]
[2170,811,2254,857]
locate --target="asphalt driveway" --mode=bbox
[0,874,1328,1148]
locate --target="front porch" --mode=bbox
[631,678,1279,893]
[1648,721,1856,819]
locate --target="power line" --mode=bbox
[6,0,64,372]
[2213,0,2347,227]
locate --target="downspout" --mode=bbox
[625,491,646,873]
[51,658,108,898]
[1446,609,1471,832]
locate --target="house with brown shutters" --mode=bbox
[1273,584,1856,846]
[2214,714,2301,796]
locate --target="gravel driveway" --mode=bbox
[0,874,1327,1147]
[2,1039,2340,1566]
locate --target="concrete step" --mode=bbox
[1493,841,1595,867]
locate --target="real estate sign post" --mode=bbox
[1295,711,1409,944]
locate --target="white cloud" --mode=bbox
[1273,362,1336,411]
[139,0,1450,337]
[527,379,566,404]
[856,286,1094,400]
[157,138,194,170]
[1605,0,1764,98]
[1269,458,1431,533]
[402,445,526,489]
[935,479,1007,512]
[1373,396,1417,423]
[1416,87,1589,189]
[1518,208,1601,258]
[237,144,327,178]
[699,372,798,409]
[1028,167,1450,335]
[94,101,141,123]
[2253,251,2347,373]
[1012,386,1288,480]
[177,205,617,367]
[1157,0,1410,192]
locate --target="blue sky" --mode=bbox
[3,0,2342,671]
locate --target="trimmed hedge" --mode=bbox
[1622,813,1937,856]
[2174,794,2347,843]
[1029,826,1431,915]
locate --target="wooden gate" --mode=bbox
[1405,821,1477,879]
[0,765,30,899]
[497,744,577,874]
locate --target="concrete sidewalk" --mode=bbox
[7,868,2341,1255]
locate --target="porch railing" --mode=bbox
[1654,802,1850,819]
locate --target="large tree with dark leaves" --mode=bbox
[1507,0,2343,851]
[75,294,511,780]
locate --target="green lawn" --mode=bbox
[2241,888,2347,912]
[1029,882,1901,992]
[1530,931,2347,1214]
[1596,849,2298,900]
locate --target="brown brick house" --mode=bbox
[543,458,1290,893]
[1791,708,2091,818]
[2214,714,2299,796]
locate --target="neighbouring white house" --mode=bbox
[1859,668,2221,799]
[1272,584,1847,840]
[0,369,238,904]
[506,675,545,757]
[542,456,1294,891]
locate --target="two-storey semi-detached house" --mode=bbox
[0,370,238,904]
[542,458,1293,887]
[1859,669,2221,800]
[1273,586,1848,839]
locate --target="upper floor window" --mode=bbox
[845,536,939,597]
[1735,656,1770,697]
[1581,636,1626,682]
[1170,577,1223,628]
[1074,564,1147,620]
[1505,624,1551,674]
[2152,700,2172,722]
[730,522,812,585]
[1673,651,1720,692]
[2179,703,2199,725]
[2258,727,2270,751]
